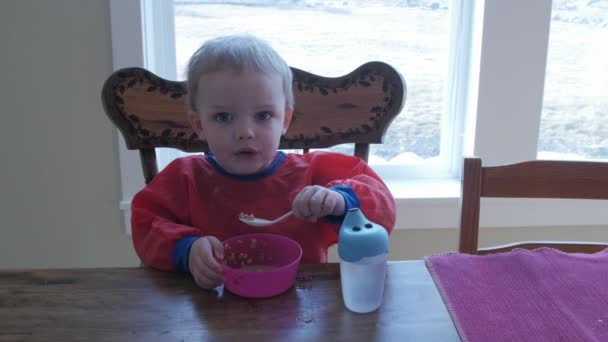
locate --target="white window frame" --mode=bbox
[108,0,608,235]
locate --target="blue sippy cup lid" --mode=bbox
[338,208,389,262]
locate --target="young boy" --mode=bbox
[131,35,396,290]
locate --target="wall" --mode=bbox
[0,0,604,269]
[0,0,139,269]
[329,226,607,262]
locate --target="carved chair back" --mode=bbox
[102,62,406,184]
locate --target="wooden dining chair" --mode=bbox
[459,157,608,254]
[102,62,406,184]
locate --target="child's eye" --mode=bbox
[213,112,232,123]
[255,111,271,121]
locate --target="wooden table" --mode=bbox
[0,261,459,341]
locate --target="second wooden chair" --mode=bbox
[459,157,608,254]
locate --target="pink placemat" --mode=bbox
[425,248,608,342]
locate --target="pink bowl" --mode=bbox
[220,233,303,298]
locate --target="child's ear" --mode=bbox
[282,106,294,135]
[188,111,204,137]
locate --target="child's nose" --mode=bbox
[236,124,254,140]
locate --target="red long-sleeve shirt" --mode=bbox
[131,151,396,271]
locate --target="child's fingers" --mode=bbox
[205,236,224,260]
[198,262,224,285]
[322,190,342,216]
[292,187,314,218]
[189,258,222,289]
[309,189,330,216]
[188,237,225,290]
[199,237,223,274]
[191,253,224,285]
[192,270,222,289]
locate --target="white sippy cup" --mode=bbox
[338,208,390,313]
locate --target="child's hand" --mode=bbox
[188,236,225,289]
[292,185,346,222]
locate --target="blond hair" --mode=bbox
[186,34,294,112]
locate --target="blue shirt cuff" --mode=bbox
[325,185,360,224]
[172,236,199,273]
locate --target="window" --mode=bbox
[152,0,472,183]
[109,0,607,231]
[537,0,608,161]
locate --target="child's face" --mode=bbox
[188,70,293,175]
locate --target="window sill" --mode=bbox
[119,178,608,235]
[388,178,461,230]
[388,178,608,230]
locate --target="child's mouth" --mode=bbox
[235,149,258,156]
